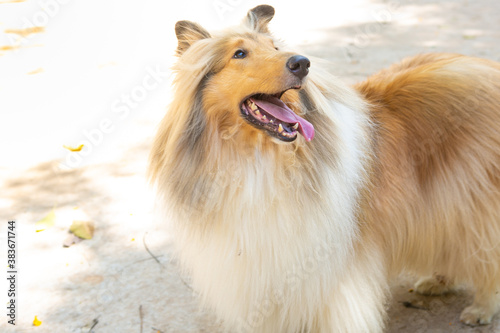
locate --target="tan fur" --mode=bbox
[150,5,500,332]
[357,53,500,326]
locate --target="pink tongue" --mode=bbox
[250,96,315,141]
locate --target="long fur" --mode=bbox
[149,6,500,332]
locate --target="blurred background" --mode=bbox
[0,0,499,332]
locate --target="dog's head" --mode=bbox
[173,5,315,143]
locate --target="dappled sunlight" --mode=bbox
[0,147,203,331]
[291,0,500,85]
[0,0,499,331]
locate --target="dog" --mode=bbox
[149,5,500,332]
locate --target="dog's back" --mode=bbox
[357,53,500,325]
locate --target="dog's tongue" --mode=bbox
[250,96,315,141]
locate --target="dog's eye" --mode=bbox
[233,49,247,59]
[275,46,279,51]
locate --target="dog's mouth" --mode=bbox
[240,90,315,142]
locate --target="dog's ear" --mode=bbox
[246,5,275,33]
[175,20,211,56]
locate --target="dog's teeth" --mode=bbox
[262,115,267,120]
[292,123,299,130]
[278,123,284,133]
[255,109,261,115]
[269,119,274,123]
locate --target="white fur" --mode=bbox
[156,99,388,332]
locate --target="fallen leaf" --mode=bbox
[463,35,476,40]
[83,274,104,284]
[27,68,43,75]
[33,315,42,326]
[98,61,117,69]
[35,210,56,232]
[5,26,44,37]
[0,45,17,51]
[63,144,84,152]
[70,220,95,239]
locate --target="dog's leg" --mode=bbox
[414,274,456,296]
[460,286,500,326]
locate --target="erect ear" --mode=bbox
[175,20,211,56]
[245,5,275,33]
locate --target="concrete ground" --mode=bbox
[0,0,499,332]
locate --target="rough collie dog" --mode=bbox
[149,5,500,332]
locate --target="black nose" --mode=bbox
[286,55,310,80]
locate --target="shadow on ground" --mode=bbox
[1,0,500,332]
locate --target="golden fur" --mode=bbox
[149,5,500,332]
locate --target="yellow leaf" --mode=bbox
[63,144,84,152]
[5,26,44,37]
[70,220,95,240]
[463,34,476,40]
[33,315,42,326]
[27,68,44,75]
[35,210,56,232]
[0,45,17,51]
